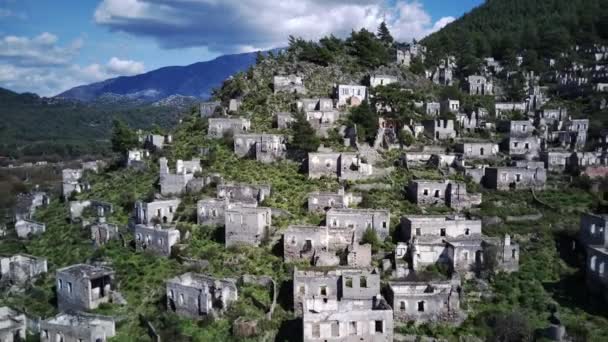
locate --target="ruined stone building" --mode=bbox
[233,133,287,163]
[56,264,115,312]
[283,225,371,267]
[15,219,45,239]
[144,134,172,150]
[90,218,119,247]
[0,254,47,285]
[335,84,367,107]
[483,166,546,190]
[216,182,271,204]
[536,108,568,128]
[495,102,528,117]
[455,142,499,159]
[308,152,373,181]
[396,43,426,67]
[386,278,461,324]
[423,119,457,140]
[207,117,251,138]
[466,75,493,95]
[541,151,574,171]
[14,191,49,221]
[304,110,342,138]
[159,157,201,196]
[307,188,362,213]
[62,168,88,199]
[275,112,296,129]
[297,98,334,112]
[579,213,608,302]
[504,135,541,157]
[0,307,26,342]
[200,101,223,117]
[126,149,148,169]
[40,313,115,342]
[441,99,460,114]
[547,118,589,149]
[407,180,482,211]
[69,200,113,222]
[293,268,393,341]
[134,224,180,256]
[326,208,390,240]
[424,102,441,116]
[369,74,398,88]
[273,75,306,94]
[134,198,181,226]
[399,215,519,275]
[166,273,238,318]
[225,206,272,247]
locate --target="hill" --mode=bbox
[0,87,185,160]
[423,0,608,61]
[57,51,261,102]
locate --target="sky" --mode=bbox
[0,0,483,96]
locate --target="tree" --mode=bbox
[490,311,533,342]
[110,119,138,154]
[361,228,381,253]
[377,22,394,46]
[347,29,390,68]
[290,111,320,153]
[348,101,379,145]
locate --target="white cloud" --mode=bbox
[0,32,145,96]
[94,0,453,52]
[107,57,145,75]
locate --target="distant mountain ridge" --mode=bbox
[57,51,263,102]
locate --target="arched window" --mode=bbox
[600,262,605,276]
[590,255,597,271]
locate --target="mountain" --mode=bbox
[423,0,608,60]
[57,51,262,102]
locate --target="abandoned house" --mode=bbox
[14,191,49,221]
[424,102,441,116]
[296,98,334,112]
[229,99,242,112]
[495,102,528,117]
[126,149,149,169]
[225,206,272,247]
[144,134,172,150]
[134,198,181,226]
[275,112,296,129]
[166,272,238,318]
[217,182,271,204]
[440,99,460,114]
[400,215,482,242]
[90,218,119,247]
[200,101,223,117]
[0,254,47,285]
[326,208,390,240]
[335,84,368,107]
[536,108,568,127]
[283,225,371,267]
[483,166,546,190]
[294,267,393,341]
[455,142,499,159]
[273,75,306,94]
[207,117,251,138]
[423,119,457,140]
[304,110,343,138]
[308,152,373,181]
[56,264,115,312]
[504,136,541,157]
[369,74,398,88]
[407,180,482,211]
[387,279,462,324]
[233,133,287,163]
[541,151,574,171]
[134,224,180,256]
[62,168,88,199]
[159,157,201,196]
[15,219,45,239]
[69,200,113,222]
[579,213,608,302]
[0,307,26,342]
[40,312,116,342]
[466,75,493,95]
[307,188,362,212]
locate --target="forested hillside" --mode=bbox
[423,0,608,61]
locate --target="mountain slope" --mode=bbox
[57,51,261,102]
[423,0,608,59]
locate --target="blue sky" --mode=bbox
[0,0,483,96]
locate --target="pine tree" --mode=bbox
[377,21,394,46]
[290,111,320,152]
[110,119,138,154]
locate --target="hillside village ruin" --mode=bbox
[5,24,608,342]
